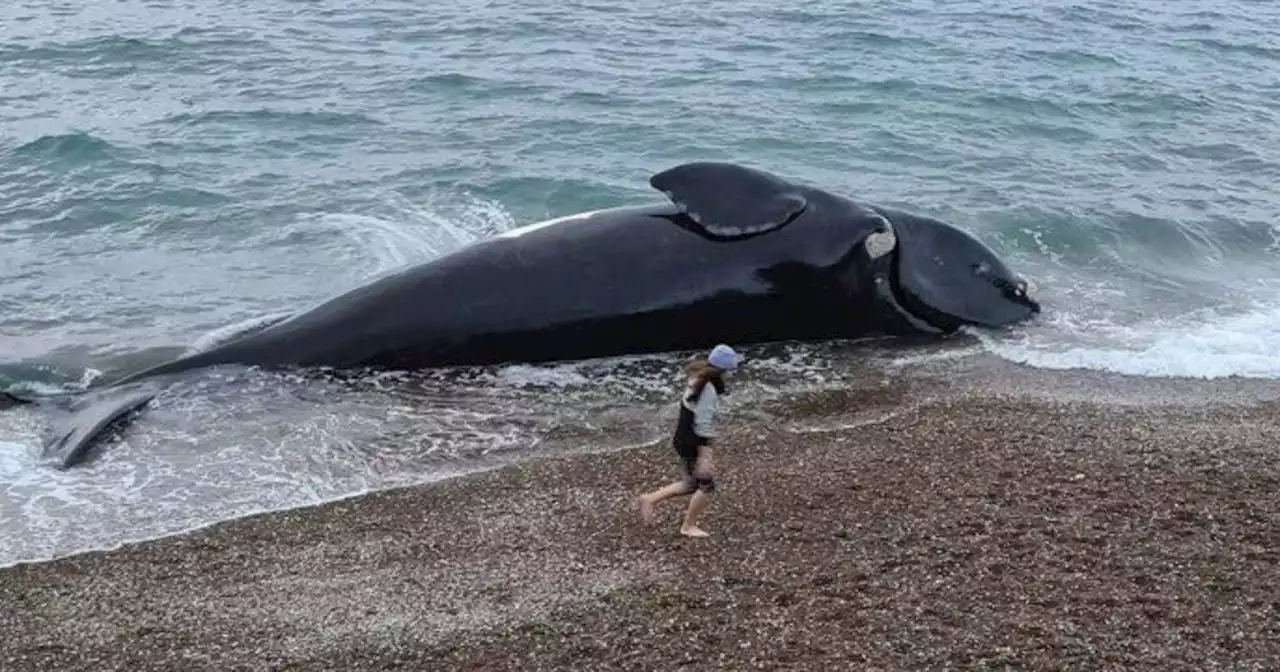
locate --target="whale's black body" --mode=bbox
[3,161,1040,468]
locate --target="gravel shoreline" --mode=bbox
[2,369,1279,671]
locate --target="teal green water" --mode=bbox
[3,0,1280,563]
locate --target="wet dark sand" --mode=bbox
[2,359,1279,671]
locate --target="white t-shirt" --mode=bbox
[681,380,720,439]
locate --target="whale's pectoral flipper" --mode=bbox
[650,161,809,239]
[39,384,162,469]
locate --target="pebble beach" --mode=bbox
[3,357,1278,671]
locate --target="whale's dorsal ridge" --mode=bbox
[649,161,809,240]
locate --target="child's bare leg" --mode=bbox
[638,480,693,525]
[680,489,713,537]
[679,450,715,537]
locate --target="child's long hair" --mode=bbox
[683,356,717,381]
[682,356,727,398]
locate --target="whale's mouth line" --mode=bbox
[885,242,964,334]
[867,218,1040,334]
[865,225,952,335]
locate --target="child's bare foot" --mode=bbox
[637,497,656,526]
[679,525,710,538]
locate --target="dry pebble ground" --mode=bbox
[2,381,1280,671]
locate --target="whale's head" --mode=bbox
[860,205,1040,335]
[642,160,1040,336]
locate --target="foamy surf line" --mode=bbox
[879,337,1280,409]
[0,465,470,569]
[976,299,1280,380]
[0,351,677,567]
[0,427,680,569]
[0,399,547,568]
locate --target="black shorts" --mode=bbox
[673,436,715,494]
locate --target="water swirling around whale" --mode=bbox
[3,0,1280,564]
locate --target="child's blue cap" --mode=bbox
[708,344,744,371]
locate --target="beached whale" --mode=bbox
[2,160,1040,468]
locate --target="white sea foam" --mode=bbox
[0,440,29,482]
[492,363,592,388]
[979,298,1280,380]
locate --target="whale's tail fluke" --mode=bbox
[4,382,163,469]
[1,391,35,409]
[2,332,263,469]
[43,384,162,469]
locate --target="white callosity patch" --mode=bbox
[864,226,897,260]
[857,206,896,260]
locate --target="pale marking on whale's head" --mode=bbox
[858,207,896,260]
[864,226,897,260]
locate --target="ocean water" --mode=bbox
[3,0,1279,564]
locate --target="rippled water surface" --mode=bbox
[3,0,1279,564]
